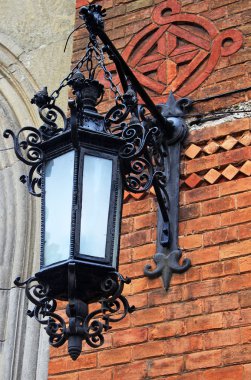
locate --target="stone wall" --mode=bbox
[0,1,75,379]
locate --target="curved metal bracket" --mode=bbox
[144,93,191,290]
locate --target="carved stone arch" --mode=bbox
[0,33,48,380]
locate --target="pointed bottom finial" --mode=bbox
[68,336,83,361]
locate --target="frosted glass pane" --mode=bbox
[80,155,112,258]
[44,151,74,266]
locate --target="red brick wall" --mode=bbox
[48,0,251,379]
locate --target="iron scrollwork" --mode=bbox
[3,86,69,196]
[14,264,135,361]
[104,86,192,289]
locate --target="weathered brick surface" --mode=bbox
[48,0,251,379]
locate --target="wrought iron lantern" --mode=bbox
[4,5,192,360]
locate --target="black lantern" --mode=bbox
[4,4,192,360]
[38,77,125,303]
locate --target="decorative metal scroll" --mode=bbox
[3,87,69,196]
[14,265,135,360]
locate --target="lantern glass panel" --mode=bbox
[44,151,74,266]
[80,154,112,258]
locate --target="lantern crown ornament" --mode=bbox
[4,4,192,360]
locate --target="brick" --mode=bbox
[240,290,251,308]
[185,246,219,265]
[184,173,202,188]
[222,164,239,180]
[221,207,251,227]
[222,147,250,168]
[179,220,186,234]
[184,185,219,204]
[126,0,153,12]
[166,300,203,320]
[202,259,238,279]
[204,293,239,314]
[113,8,152,28]
[114,361,147,380]
[223,344,251,364]
[228,0,251,15]
[127,293,148,308]
[76,0,88,7]
[237,191,251,208]
[185,144,201,159]
[50,344,68,359]
[244,364,251,380]
[122,198,153,217]
[165,335,203,355]
[110,314,131,331]
[48,374,79,380]
[186,349,222,370]
[121,218,133,234]
[48,353,97,375]
[222,273,251,293]
[188,119,249,144]
[239,222,251,240]
[148,356,183,377]
[221,135,238,150]
[223,310,243,328]
[131,306,166,326]
[122,229,152,249]
[186,313,223,334]
[132,340,165,359]
[134,212,156,231]
[220,177,251,196]
[170,373,204,380]
[179,203,201,221]
[79,368,113,380]
[204,328,240,349]
[132,243,156,260]
[202,196,235,215]
[239,131,251,147]
[241,326,251,344]
[185,155,219,175]
[204,226,238,247]
[216,13,242,30]
[149,320,185,339]
[220,240,251,259]
[185,214,220,234]
[105,4,126,20]
[204,169,221,184]
[211,0,240,9]
[112,327,148,347]
[183,1,209,13]
[241,308,251,325]
[239,256,251,272]
[131,276,161,294]
[120,260,148,278]
[148,286,182,306]
[179,234,203,250]
[185,266,201,283]
[120,248,132,264]
[204,6,228,21]
[201,365,243,380]
[203,141,220,155]
[98,347,131,367]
